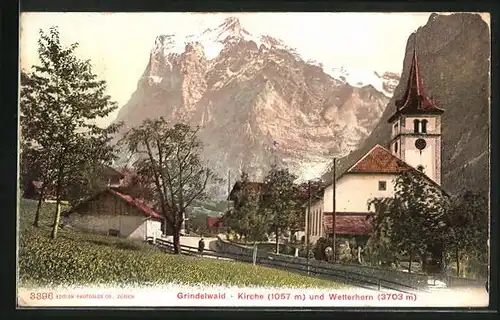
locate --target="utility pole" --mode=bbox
[306,180,311,269]
[227,170,231,215]
[332,158,337,263]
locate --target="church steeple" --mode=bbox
[387,32,444,186]
[388,35,444,123]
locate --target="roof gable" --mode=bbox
[68,188,163,221]
[108,189,163,220]
[347,144,414,174]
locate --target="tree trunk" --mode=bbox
[408,251,413,274]
[275,227,280,254]
[51,167,63,240]
[50,199,61,239]
[456,249,460,277]
[33,185,46,227]
[173,229,181,254]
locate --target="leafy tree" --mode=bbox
[260,167,298,254]
[367,171,449,273]
[224,172,268,242]
[365,198,402,267]
[64,138,119,205]
[117,166,156,204]
[121,118,218,254]
[189,213,210,235]
[444,191,488,278]
[20,27,121,237]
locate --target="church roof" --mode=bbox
[388,40,444,123]
[347,145,414,174]
[311,144,448,206]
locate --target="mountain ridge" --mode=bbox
[113,17,398,187]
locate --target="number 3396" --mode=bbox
[30,292,53,300]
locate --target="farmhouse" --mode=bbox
[306,46,447,244]
[28,165,125,201]
[64,188,164,241]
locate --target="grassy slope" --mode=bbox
[18,198,342,288]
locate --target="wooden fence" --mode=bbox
[149,237,429,294]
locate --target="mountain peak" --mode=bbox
[212,16,250,41]
[219,17,241,31]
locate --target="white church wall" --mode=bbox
[403,137,438,182]
[323,173,398,213]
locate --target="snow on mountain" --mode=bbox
[115,17,394,190]
[327,66,400,97]
[151,17,291,61]
[149,17,399,97]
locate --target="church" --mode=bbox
[306,45,446,245]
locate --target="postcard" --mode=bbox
[17,11,491,308]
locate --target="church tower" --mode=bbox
[387,40,444,185]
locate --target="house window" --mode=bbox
[421,119,428,133]
[378,181,387,191]
[394,141,398,153]
[413,119,420,133]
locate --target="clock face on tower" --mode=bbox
[415,138,427,150]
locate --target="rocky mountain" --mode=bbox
[113,17,398,185]
[321,13,490,196]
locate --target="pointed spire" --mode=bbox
[388,32,444,123]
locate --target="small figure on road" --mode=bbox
[324,246,333,262]
[198,237,205,256]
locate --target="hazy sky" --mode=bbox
[19,12,490,126]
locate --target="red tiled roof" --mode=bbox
[108,189,163,220]
[347,145,414,174]
[388,45,444,123]
[323,212,373,236]
[207,216,224,229]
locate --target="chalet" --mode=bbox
[29,165,125,201]
[306,46,448,245]
[63,188,164,241]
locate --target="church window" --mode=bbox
[378,181,387,191]
[393,122,399,133]
[417,165,425,172]
[421,119,428,133]
[394,141,399,153]
[413,119,420,133]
